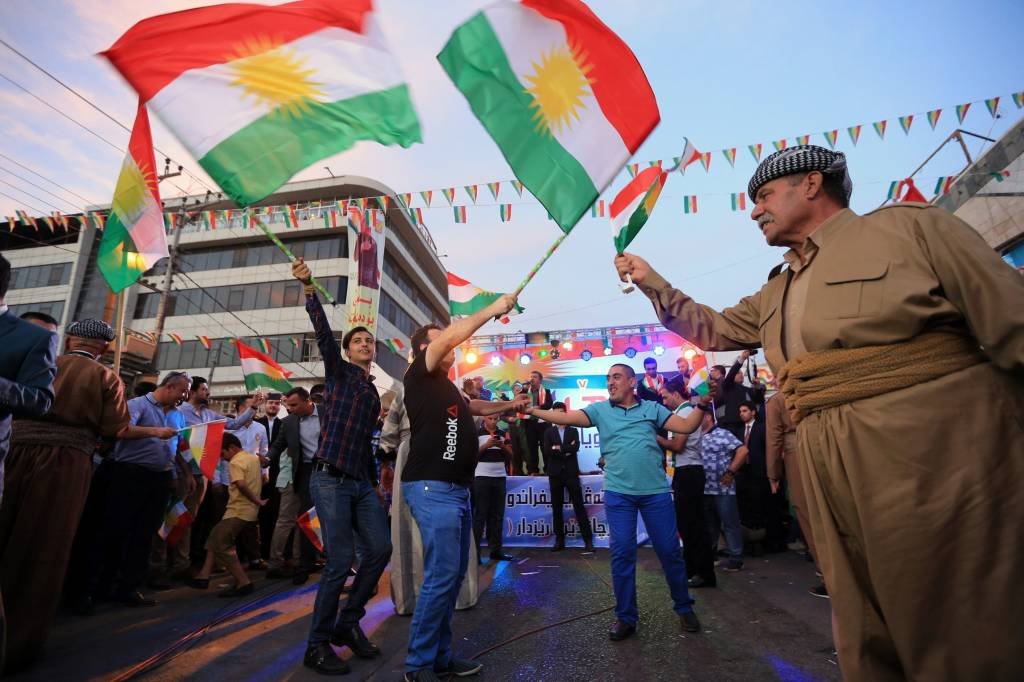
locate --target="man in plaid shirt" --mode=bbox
[292,259,392,677]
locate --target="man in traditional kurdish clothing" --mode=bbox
[615,145,1024,681]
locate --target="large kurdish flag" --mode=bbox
[448,272,523,318]
[688,355,711,397]
[439,0,659,233]
[97,100,169,293]
[179,420,226,480]
[610,166,667,254]
[236,339,293,392]
[102,0,421,207]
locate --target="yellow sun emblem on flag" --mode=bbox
[228,37,325,118]
[524,42,595,136]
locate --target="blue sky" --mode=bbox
[1,0,1022,335]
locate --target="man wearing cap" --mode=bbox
[615,145,1024,681]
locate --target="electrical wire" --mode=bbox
[0,151,96,203]
[0,176,72,213]
[0,165,91,209]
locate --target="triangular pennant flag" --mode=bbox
[682,196,698,214]
[453,206,467,223]
[648,160,662,168]
[899,115,913,134]
[748,143,762,162]
[442,187,456,205]
[722,148,737,167]
[6,215,17,231]
[16,210,37,231]
[400,192,412,208]
[847,125,862,145]
[926,109,942,130]
[511,179,524,196]
[934,176,955,195]
[795,134,810,146]
[699,152,711,171]
[990,170,1010,182]
[499,204,512,222]
[730,192,747,211]
[487,181,500,200]
[772,139,787,152]
[1013,92,1024,109]
[464,185,478,203]
[626,163,639,178]
[417,190,430,207]
[258,338,272,354]
[197,335,212,350]
[886,180,904,201]
[824,130,838,148]
[168,332,183,345]
[378,195,389,212]
[984,97,1000,118]
[873,120,887,139]
[955,103,971,123]
[676,138,703,174]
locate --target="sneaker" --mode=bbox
[436,658,483,677]
[687,575,717,588]
[809,583,830,599]
[722,559,743,572]
[787,540,807,552]
[680,611,701,633]
[404,670,442,681]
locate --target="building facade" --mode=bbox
[1,175,449,400]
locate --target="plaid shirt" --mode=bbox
[306,293,380,480]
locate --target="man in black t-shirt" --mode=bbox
[400,295,527,682]
[473,415,514,562]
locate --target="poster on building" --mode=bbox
[344,206,386,335]
[501,475,650,548]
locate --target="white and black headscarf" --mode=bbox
[748,145,852,202]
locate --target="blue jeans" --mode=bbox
[307,472,392,646]
[704,494,743,561]
[604,489,694,625]
[402,480,472,674]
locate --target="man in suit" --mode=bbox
[266,387,321,584]
[256,392,284,559]
[636,357,664,404]
[0,253,58,671]
[522,371,552,475]
[735,401,785,552]
[543,402,594,552]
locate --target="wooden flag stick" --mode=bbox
[253,217,338,305]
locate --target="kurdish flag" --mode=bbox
[448,272,523,318]
[688,355,710,397]
[609,166,667,254]
[179,420,226,480]
[236,339,293,392]
[439,0,659,233]
[103,0,422,207]
[97,100,169,293]
[297,506,325,553]
[158,499,193,546]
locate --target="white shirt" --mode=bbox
[230,421,269,458]
[557,426,566,443]
[744,421,753,443]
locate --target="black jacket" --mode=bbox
[268,410,325,485]
[740,419,767,479]
[256,415,284,443]
[542,424,581,477]
[717,360,753,425]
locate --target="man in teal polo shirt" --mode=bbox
[526,363,710,641]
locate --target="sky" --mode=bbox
[1,0,1022,337]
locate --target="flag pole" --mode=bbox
[113,288,128,376]
[512,230,571,298]
[253,217,338,305]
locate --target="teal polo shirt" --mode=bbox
[582,399,673,495]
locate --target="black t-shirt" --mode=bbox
[476,426,507,463]
[401,351,479,487]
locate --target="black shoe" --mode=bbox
[403,670,441,681]
[303,643,350,675]
[680,611,701,633]
[330,624,381,658]
[809,583,830,599]
[551,538,565,552]
[186,577,210,590]
[218,582,254,598]
[72,595,95,617]
[114,590,157,607]
[489,552,515,561]
[266,568,293,580]
[583,541,595,553]
[292,571,310,585]
[608,620,636,641]
[436,657,483,677]
[687,575,717,588]
[722,560,743,572]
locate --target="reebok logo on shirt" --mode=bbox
[443,404,459,461]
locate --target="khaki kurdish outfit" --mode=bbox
[641,205,1024,681]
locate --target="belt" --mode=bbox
[312,459,346,477]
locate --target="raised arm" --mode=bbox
[293,258,343,376]
[526,406,591,428]
[0,331,56,417]
[425,294,518,374]
[470,394,529,417]
[664,407,706,435]
[657,432,687,453]
[615,253,763,352]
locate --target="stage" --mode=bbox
[21,549,838,681]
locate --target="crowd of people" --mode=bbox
[0,142,1020,681]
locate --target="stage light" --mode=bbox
[490,355,502,367]
[683,348,697,360]
[624,347,637,358]
[562,341,573,350]
[538,349,549,359]
[465,350,478,364]
[653,344,665,356]
[580,349,593,361]
[603,346,613,356]
[519,353,532,365]
[551,349,560,360]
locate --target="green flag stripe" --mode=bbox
[199,85,421,207]
[242,371,292,393]
[97,212,146,293]
[438,12,598,233]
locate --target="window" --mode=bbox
[10,263,73,290]
[227,287,244,310]
[8,300,64,320]
[174,233,348,273]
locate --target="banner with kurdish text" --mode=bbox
[344,204,387,336]
[501,475,651,548]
